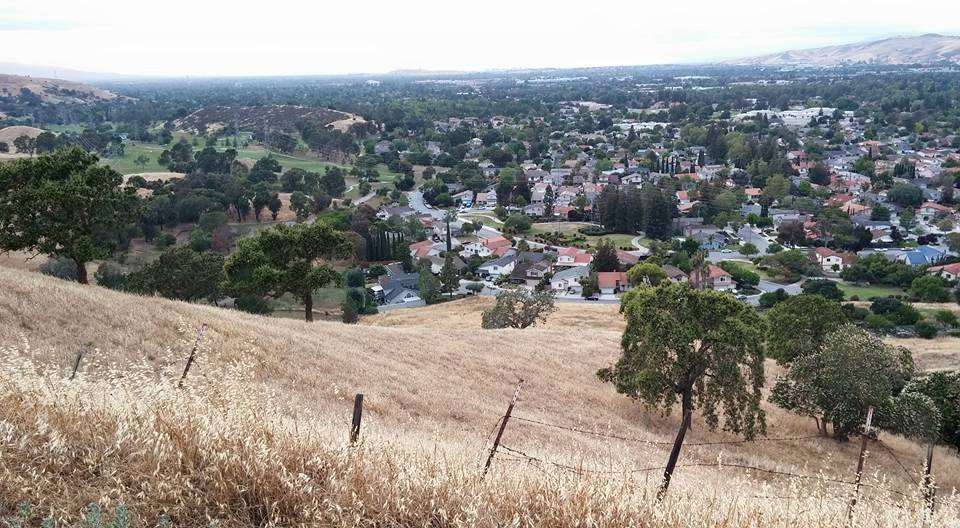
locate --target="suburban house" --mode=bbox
[475,192,497,208]
[919,202,955,222]
[555,247,592,267]
[550,266,590,293]
[616,250,641,268]
[477,254,517,278]
[510,259,552,286]
[409,240,441,260]
[597,272,631,295]
[427,254,468,274]
[662,264,688,282]
[927,262,960,282]
[460,241,493,258]
[689,265,734,291]
[372,272,422,306]
[812,247,854,273]
[899,245,945,267]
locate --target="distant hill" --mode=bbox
[0,125,44,153]
[0,62,140,83]
[0,74,119,104]
[725,34,960,66]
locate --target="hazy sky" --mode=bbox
[2,0,959,77]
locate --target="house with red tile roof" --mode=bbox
[927,262,960,282]
[689,265,733,291]
[597,272,631,295]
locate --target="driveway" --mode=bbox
[737,225,771,253]
[407,191,445,220]
[757,279,803,295]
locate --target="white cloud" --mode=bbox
[0,0,957,76]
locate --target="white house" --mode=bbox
[478,254,517,277]
[927,262,960,282]
[813,247,849,272]
[550,266,590,293]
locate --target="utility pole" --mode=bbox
[847,406,874,520]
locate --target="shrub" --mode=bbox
[915,320,938,339]
[758,288,788,308]
[94,262,128,290]
[724,263,760,287]
[841,303,870,321]
[865,313,894,332]
[800,279,844,301]
[934,309,959,327]
[345,268,365,288]
[502,214,532,234]
[910,275,950,302]
[154,232,176,249]
[189,228,213,252]
[234,294,272,315]
[38,256,79,281]
[199,211,229,233]
[870,297,920,326]
[341,294,359,324]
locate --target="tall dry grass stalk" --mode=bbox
[1,342,957,528]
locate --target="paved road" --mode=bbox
[355,191,376,204]
[407,191,445,220]
[757,279,803,295]
[737,225,771,253]
[708,250,748,262]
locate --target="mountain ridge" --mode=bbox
[725,34,960,66]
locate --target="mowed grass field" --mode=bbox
[1,267,958,526]
[100,139,401,181]
[530,222,643,249]
[836,282,907,299]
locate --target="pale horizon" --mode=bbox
[2,0,960,78]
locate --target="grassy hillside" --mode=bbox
[1,266,958,526]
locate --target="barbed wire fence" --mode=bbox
[62,328,945,520]
[478,379,942,517]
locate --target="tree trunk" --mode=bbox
[75,259,88,284]
[304,293,314,322]
[658,390,692,501]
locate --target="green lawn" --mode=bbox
[102,140,356,176]
[836,282,905,300]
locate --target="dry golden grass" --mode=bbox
[1,266,959,526]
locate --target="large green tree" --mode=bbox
[766,294,847,363]
[125,246,224,303]
[223,221,352,321]
[771,326,914,439]
[0,147,140,284]
[598,283,766,498]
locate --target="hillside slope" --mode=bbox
[727,34,960,66]
[1,266,958,526]
[0,74,119,104]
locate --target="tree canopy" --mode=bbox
[0,147,141,284]
[598,283,766,497]
[223,221,352,321]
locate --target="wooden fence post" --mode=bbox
[847,406,874,520]
[481,378,524,479]
[69,345,87,380]
[923,443,936,514]
[177,324,206,389]
[350,394,364,445]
